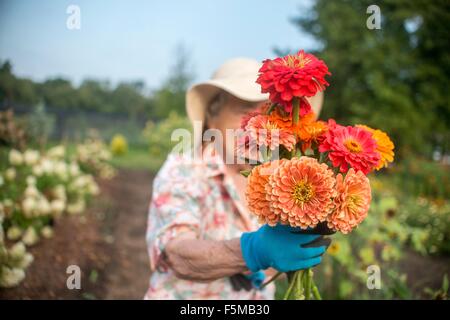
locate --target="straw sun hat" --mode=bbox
[186,57,324,124]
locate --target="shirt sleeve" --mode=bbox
[146,175,203,272]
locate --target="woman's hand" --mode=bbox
[164,224,330,283]
[240,224,331,273]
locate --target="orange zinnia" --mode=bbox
[297,117,328,152]
[328,168,371,234]
[268,109,327,152]
[246,160,285,226]
[266,157,336,229]
[267,107,293,130]
[357,125,395,170]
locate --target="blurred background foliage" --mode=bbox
[292,0,450,161]
[0,0,449,299]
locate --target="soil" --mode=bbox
[399,250,450,298]
[0,169,153,300]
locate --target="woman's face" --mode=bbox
[207,95,265,164]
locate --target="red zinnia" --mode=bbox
[319,125,380,175]
[256,50,330,114]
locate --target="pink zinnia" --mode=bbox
[245,114,296,151]
[319,125,380,174]
[240,110,261,130]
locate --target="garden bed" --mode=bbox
[0,169,153,299]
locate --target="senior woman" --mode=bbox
[145,58,330,299]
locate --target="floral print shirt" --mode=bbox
[145,147,275,300]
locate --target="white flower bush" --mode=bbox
[0,139,115,288]
[0,216,33,288]
[76,138,116,179]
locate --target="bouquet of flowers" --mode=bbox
[239,50,395,300]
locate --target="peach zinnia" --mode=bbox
[328,168,371,234]
[246,160,285,226]
[357,125,394,170]
[266,157,336,229]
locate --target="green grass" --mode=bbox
[110,146,164,173]
[49,141,164,173]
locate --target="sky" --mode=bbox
[0,0,318,89]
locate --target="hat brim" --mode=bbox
[186,76,268,124]
[186,78,324,124]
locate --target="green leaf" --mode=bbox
[240,170,251,177]
[442,274,449,293]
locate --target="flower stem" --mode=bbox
[291,98,300,158]
[283,271,298,300]
[312,282,322,300]
[294,270,305,300]
[266,103,277,115]
[312,285,322,300]
[309,271,322,300]
[304,268,311,300]
[292,98,300,126]
[260,271,282,289]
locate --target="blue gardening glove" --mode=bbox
[229,271,266,291]
[240,224,330,273]
[245,271,266,289]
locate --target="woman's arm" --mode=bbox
[164,225,331,283]
[165,232,248,282]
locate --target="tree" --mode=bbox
[0,60,38,106]
[111,82,152,117]
[38,78,78,110]
[152,44,195,119]
[292,0,450,158]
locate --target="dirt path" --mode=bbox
[0,169,153,300]
[99,169,153,299]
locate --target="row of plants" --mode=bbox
[0,111,115,288]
